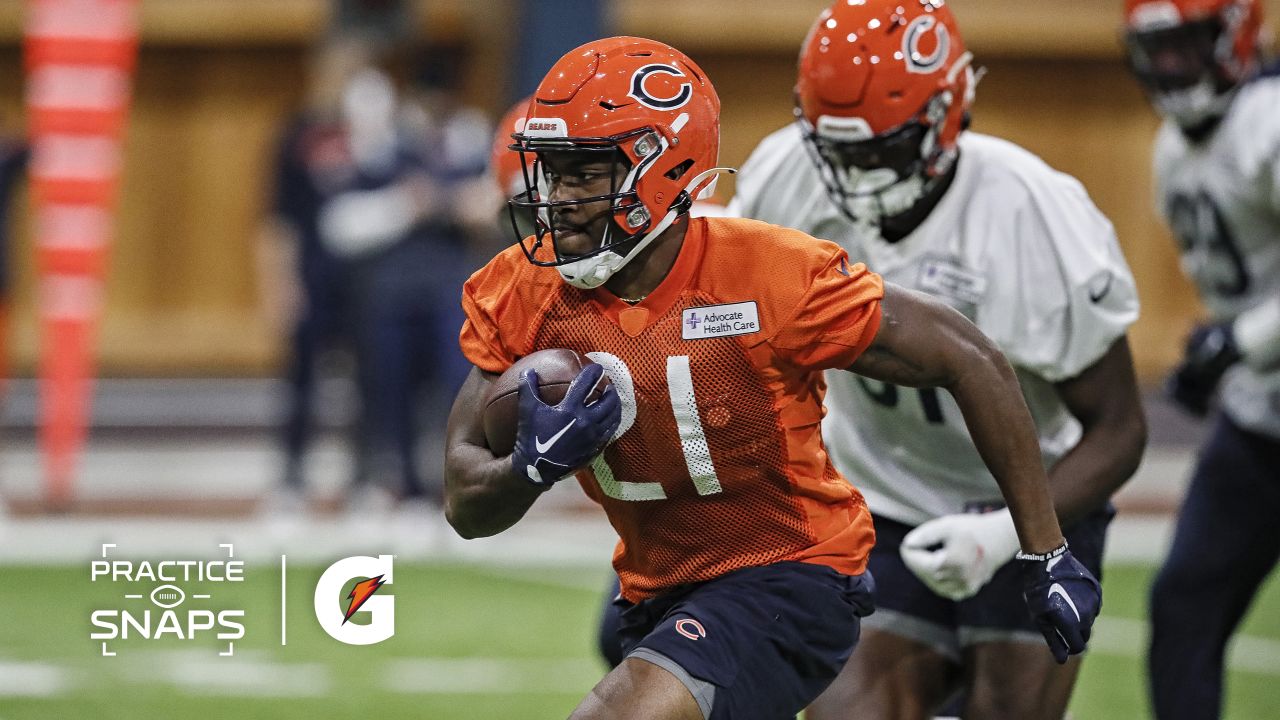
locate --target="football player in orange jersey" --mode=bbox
[444,36,1099,720]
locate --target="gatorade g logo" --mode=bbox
[314,555,394,645]
[628,64,693,110]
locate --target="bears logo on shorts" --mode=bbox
[675,617,707,640]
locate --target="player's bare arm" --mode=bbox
[1048,337,1146,527]
[443,366,547,539]
[848,283,1064,553]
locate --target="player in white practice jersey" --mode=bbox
[728,2,1147,718]
[1124,1,1280,718]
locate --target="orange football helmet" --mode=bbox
[508,36,727,289]
[490,95,536,238]
[795,0,975,224]
[491,95,530,200]
[1124,0,1263,128]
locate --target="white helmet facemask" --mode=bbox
[1155,77,1237,128]
[800,54,974,230]
[1126,3,1250,131]
[832,165,929,223]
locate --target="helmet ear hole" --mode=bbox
[664,158,695,181]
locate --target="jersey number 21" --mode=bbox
[586,352,724,502]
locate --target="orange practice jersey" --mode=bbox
[460,217,883,601]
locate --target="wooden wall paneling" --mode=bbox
[7,45,307,375]
[614,0,1280,57]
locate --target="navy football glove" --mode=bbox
[511,363,621,487]
[1018,544,1102,664]
[1165,321,1241,417]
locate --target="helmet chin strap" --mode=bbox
[557,167,736,290]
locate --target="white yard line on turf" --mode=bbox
[382,657,601,694]
[1090,617,1280,676]
[0,661,70,696]
[0,511,616,566]
[162,657,331,697]
[0,512,1176,566]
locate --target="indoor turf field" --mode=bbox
[1,560,1277,719]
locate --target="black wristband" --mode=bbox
[1015,540,1069,562]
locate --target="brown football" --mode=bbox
[482,348,611,456]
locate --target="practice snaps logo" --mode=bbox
[90,543,246,657]
[313,555,395,645]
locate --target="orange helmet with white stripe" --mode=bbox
[1124,0,1263,129]
[508,36,727,289]
[491,95,530,200]
[795,0,975,224]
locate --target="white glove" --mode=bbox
[900,508,1022,601]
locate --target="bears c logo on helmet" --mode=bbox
[903,15,950,74]
[628,63,693,110]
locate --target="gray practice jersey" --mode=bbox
[1153,72,1280,437]
[731,127,1140,526]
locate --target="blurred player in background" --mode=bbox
[446,35,1100,720]
[1123,1,1280,717]
[727,2,1146,718]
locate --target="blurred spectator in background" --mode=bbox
[262,30,497,516]
[258,35,420,513]
[351,41,493,514]
[0,131,29,403]
[400,41,498,260]
[334,0,412,44]
[258,36,361,512]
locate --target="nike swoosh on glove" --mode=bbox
[511,362,622,487]
[1018,545,1102,664]
[900,508,1022,601]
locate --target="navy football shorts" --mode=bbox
[614,561,875,720]
[863,505,1114,660]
